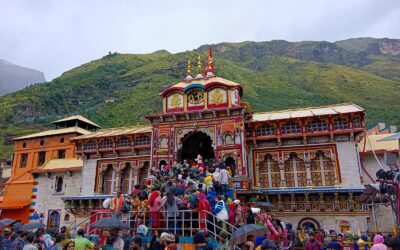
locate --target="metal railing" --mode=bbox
[73,209,241,249]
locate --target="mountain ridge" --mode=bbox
[0,59,46,95]
[0,37,399,160]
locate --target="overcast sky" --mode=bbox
[1,0,399,80]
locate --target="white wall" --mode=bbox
[80,159,98,196]
[336,141,363,188]
[33,171,82,228]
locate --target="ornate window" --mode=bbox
[99,139,113,149]
[333,118,349,130]
[135,135,151,146]
[310,152,336,187]
[116,137,132,148]
[77,143,83,151]
[258,154,281,188]
[224,133,233,145]
[256,124,276,136]
[84,141,97,150]
[159,136,169,149]
[102,165,115,194]
[121,163,133,194]
[284,153,306,187]
[353,117,362,128]
[307,120,328,132]
[281,122,301,135]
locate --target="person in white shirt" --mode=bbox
[213,168,222,195]
[220,167,230,198]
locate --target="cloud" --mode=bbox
[0,0,399,80]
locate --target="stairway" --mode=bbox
[69,209,241,249]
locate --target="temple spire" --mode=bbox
[185,59,193,80]
[205,47,214,77]
[195,55,203,79]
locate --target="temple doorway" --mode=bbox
[179,131,215,163]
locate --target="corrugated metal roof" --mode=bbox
[72,125,152,140]
[13,127,91,140]
[252,103,364,122]
[52,115,101,128]
[34,158,83,172]
[359,133,399,152]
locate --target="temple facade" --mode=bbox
[2,50,374,232]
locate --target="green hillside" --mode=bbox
[0,38,399,160]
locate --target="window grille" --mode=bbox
[281,122,301,135]
[256,124,276,136]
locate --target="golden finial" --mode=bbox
[186,59,191,75]
[197,55,202,74]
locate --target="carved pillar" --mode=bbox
[348,193,354,211]
[305,158,312,187]
[133,167,140,186]
[305,193,311,211]
[333,193,340,211]
[278,159,286,188]
[277,194,283,211]
[319,193,325,211]
[113,164,123,193]
[291,194,296,211]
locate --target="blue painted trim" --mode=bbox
[32,188,38,192]
[61,195,114,201]
[28,216,34,220]
[237,188,365,194]
[179,237,194,243]
[30,202,36,206]
[184,83,205,92]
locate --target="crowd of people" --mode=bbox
[1,154,399,250]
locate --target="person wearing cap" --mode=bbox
[216,231,231,250]
[135,225,148,250]
[322,232,342,250]
[234,199,244,228]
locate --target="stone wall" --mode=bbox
[80,159,98,196]
[336,141,363,188]
[278,213,369,233]
[33,170,82,229]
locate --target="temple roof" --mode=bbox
[72,125,152,140]
[32,158,83,173]
[52,115,101,129]
[251,103,364,122]
[13,127,91,140]
[160,76,243,96]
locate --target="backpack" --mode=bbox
[188,193,199,209]
[121,199,131,213]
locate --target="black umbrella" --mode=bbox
[19,222,46,231]
[229,224,269,246]
[12,222,24,231]
[91,216,129,230]
[0,218,16,228]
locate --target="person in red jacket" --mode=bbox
[195,192,212,230]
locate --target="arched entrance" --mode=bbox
[225,156,236,176]
[179,131,215,162]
